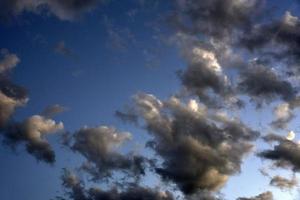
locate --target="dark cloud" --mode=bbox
[270,175,297,190]
[258,133,300,171]
[170,0,264,39]
[2,115,64,164]
[238,64,295,105]
[67,126,147,180]
[175,34,234,107]
[237,191,273,200]
[59,169,175,200]
[119,93,259,195]
[0,0,105,21]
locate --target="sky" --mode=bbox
[1,0,300,200]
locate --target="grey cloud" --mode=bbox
[41,104,67,118]
[270,175,297,190]
[0,49,20,73]
[67,126,147,180]
[170,0,264,39]
[59,169,175,200]
[120,93,259,195]
[2,115,64,164]
[237,191,273,200]
[258,133,300,171]
[0,0,105,21]
[238,64,295,105]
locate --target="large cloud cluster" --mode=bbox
[117,93,259,195]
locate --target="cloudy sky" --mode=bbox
[2,0,300,199]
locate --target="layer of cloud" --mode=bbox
[0,0,105,21]
[59,169,175,200]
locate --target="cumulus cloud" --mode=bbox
[175,34,234,107]
[258,133,300,171]
[0,0,105,21]
[59,169,175,200]
[0,49,27,127]
[270,175,297,190]
[67,126,147,180]
[119,93,259,195]
[237,191,273,200]
[238,64,295,105]
[2,115,64,163]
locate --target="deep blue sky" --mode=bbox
[1,0,300,200]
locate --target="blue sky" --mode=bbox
[1,0,300,200]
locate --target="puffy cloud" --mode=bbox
[176,34,233,106]
[237,191,273,200]
[119,93,259,195]
[258,133,300,171]
[0,0,105,21]
[68,126,147,179]
[2,115,64,163]
[0,50,28,127]
[270,175,297,190]
[238,64,295,105]
[60,169,175,200]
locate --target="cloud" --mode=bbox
[238,64,295,105]
[41,104,67,118]
[2,115,64,164]
[237,191,273,200]
[175,34,234,107]
[119,93,259,195]
[0,0,105,21]
[67,126,147,180]
[59,169,175,200]
[270,103,294,129]
[0,49,20,73]
[270,175,297,190]
[54,41,76,58]
[0,49,28,127]
[170,0,264,39]
[258,133,300,171]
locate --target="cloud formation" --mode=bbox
[67,126,147,180]
[237,191,273,200]
[0,49,27,127]
[3,115,64,163]
[59,169,175,200]
[270,175,297,190]
[0,0,105,21]
[258,133,300,171]
[119,93,259,196]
